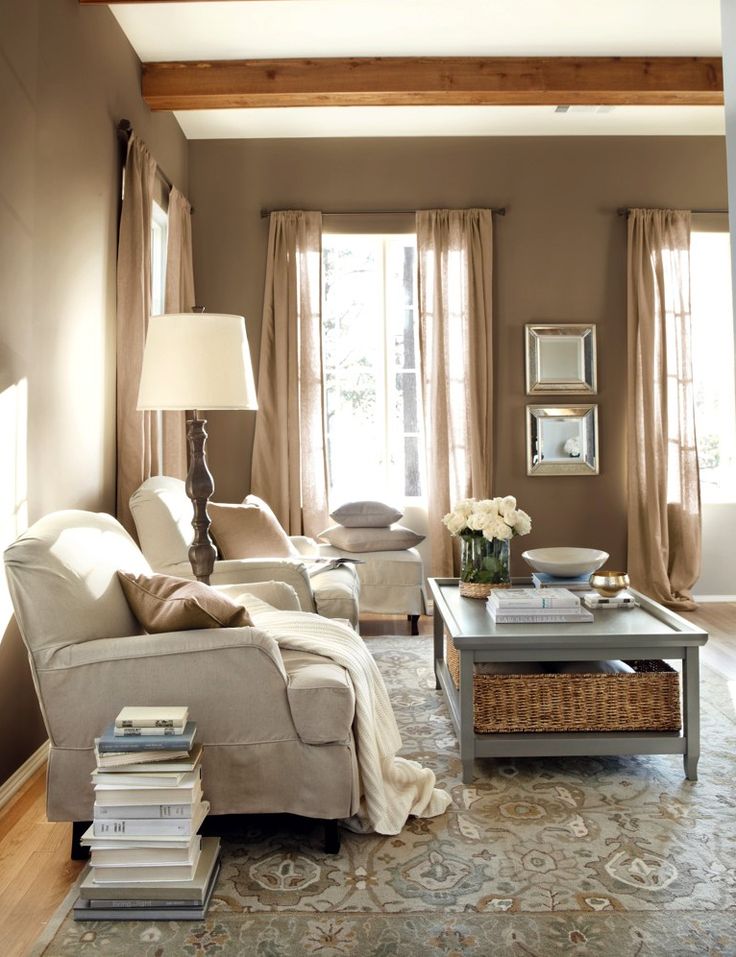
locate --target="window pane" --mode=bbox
[323,233,423,505]
[691,230,736,503]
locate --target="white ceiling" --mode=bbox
[110,0,725,138]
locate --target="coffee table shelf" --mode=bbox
[428,578,708,784]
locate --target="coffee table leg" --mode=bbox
[683,646,700,781]
[433,603,443,690]
[460,650,475,784]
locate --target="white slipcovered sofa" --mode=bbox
[3,510,359,857]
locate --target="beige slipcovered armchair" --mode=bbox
[130,476,360,628]
[3,510,359,857]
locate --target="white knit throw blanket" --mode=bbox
[245,599,451,836]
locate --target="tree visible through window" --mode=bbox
[322,233,423,506]
[690,222,736,503]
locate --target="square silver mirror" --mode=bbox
[525,323,597,394]
[527,404,599,476]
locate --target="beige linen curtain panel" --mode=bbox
[250,211,330,538]
[416,209,494,577]
[116,138,194,535]
[627,208,701,610]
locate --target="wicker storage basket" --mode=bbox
[445,636,681,733]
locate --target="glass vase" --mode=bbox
[459,534,511,599]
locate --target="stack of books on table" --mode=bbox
[581,590,638,611]
[486,587,594,624]
[531,572,594,592]
[74,707,220,921]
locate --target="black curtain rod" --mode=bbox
[617,206,728,216]
[260,206,507,219]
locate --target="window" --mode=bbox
[690,222,736,503]
[151,199,168,316]
[322,233,423,505]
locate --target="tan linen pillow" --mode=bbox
[319,524,424,553]
[209,501,299,559]
[117,572,253,634]
[330,500,403,528]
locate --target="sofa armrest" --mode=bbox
[289,536,320,558]
[35,628,302,750]
[285,655,355,745]
[215,580,301,612]
[168,559,317,613]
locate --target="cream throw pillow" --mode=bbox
[209,501,299,559]
[330,500,403,528]
[319,524,424,553]
[117,572,253,633]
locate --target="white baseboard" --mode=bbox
[0,741,49,813]
[692,595,736,603]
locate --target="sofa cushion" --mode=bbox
[129,476,194,571]
[319,524,424,552]
[330,500,402,528]
[281,649,355,745]
[209,501,300,559]
[118,572,253,633]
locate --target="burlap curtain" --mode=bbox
[627,208,701,609]
[250,211,329,537]
[116,139,194,535]
[416,209,494,576]
[116,135,156,534]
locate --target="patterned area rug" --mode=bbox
[35,637,736,956]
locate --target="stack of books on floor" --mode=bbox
[486,587,594,623]
[531,571,594,591]
[74,706,220,921]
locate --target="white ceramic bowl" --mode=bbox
[521,547,609,578]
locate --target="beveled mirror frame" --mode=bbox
[525,323,597,394]
[526,404,599,476]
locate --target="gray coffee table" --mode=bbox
[428,578,708,784]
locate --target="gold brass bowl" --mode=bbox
[589,570,630,598]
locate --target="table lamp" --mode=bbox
[137,313,258,584]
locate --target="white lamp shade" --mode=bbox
[137,313,258,411]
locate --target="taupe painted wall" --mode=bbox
[0,0,188,784]
[189,136,727,574]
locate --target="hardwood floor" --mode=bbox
[0,605,733,957]
[0,771,83,957]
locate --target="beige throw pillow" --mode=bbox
[319,524,424,553]
[209,501,299,559]
[117,572,253,633]
[330,500,403,528]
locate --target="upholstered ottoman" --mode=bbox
[317,545,427,634]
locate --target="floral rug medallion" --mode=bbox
[34,638,736,956]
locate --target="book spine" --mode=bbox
[94,803,194,819]
[116,717,186,729]
[93,817,196,837]
[490,600,580,609]
[490,613,593,624]
[81,897,198,909]
[114,726,185,737]
[97,736,193,753]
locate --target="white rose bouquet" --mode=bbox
[443,496,532,592]
[442,496,532,542]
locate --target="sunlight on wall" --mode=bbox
[0,379,29,639]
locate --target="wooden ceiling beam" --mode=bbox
[142,56,723,111]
